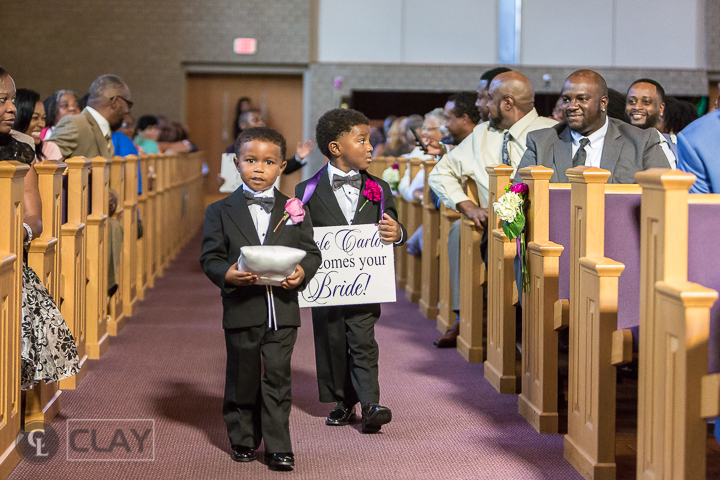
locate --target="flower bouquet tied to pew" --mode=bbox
[381,163,400,193]
[493,183,530,292]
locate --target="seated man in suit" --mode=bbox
[428,71,557,346]
[624,78,677,168]
[516,69,670,182]
[677,108,720,193]
[50,74,131,160]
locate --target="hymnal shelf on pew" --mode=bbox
[299,224,396,308]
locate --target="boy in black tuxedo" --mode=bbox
[200,127,321,471]
[295,109,406,433]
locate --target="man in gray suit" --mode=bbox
[516,70,669,182]
[50,74,132,160]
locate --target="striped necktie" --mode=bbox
[105,132,115,157]
[501,131,512,166]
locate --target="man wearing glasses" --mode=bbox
[50,74,132,160]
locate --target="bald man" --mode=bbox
[516,69,669,183]
[427,71,556,347]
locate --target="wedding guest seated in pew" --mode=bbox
[50,74,132,160]
[41,89,79,140]
[12,88,62,162]
[677,104,720,193]
[399,108,447,257]
[625,78,677,167]
[0,67,80,390]
[658,96,698,137]
[384,116,412,157]
[133,115,161,154]
[516,69,670,182]
[428,71,556,347]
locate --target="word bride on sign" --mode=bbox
[299,224,396,307]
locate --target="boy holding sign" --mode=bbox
[296,109,406,433]
[200,127,321,470]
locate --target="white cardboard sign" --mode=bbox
[299,224,396,307]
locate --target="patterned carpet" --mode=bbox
[9,232,582,480]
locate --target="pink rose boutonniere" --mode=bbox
[273,198,305,232]
[358,179,382,212]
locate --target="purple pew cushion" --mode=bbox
[549,189,571,300]
[688,202,720,373]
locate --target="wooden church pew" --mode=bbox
[59,157,90,390]
[146,154,158,288]
[633,169,720,480]
[123,155,138,318]
[24,161,66,428]
[404,158,424,303]
[484,163,519,393]
[437,203,461,333]
[419,159,440,319]
[457,179,486,363]
[394,158,409,290]
[109,155,126,335]
[136,155,149,301]
[516,166,567,434]
[563,167,643,479]
[0,161,29,480]
[85,157,110,359]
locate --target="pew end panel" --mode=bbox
[484,164,518,393]
[457,179,486,364]
[0,161,29,480]
[85,157,110,360]
[24,161,67,429]
[122,155,139,319]
[419,160,439,319]
[403,159,424,303]
[58,157,91,390]
[394,158,409,290]
[108,156,126,336]
[564,256,624,480]
[611,329,633,366]
[437,205,461,334]
[554,299,569,331]
[517,166,566,434]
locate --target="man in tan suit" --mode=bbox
[50,74,132,160]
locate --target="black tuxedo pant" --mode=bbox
[223,325,297,454]
[311,304,381,407]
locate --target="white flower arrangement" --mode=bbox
[382,165,400,192]
[493,191,523,223]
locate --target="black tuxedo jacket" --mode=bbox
[200,187,321,329]
[294,167,407,244]
[516,118,670,183]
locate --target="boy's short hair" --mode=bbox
[136,115,158,132]
[316,108,370,158]
[235,126,287,161]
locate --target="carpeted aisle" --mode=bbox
[9,233,581,480]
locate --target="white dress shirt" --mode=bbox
[327,163,360,224]
[242,181,273,244]
[570,117,609,168]
[656,129,677,169]
[85,106,111,137]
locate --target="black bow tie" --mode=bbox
[243,190,274,213]
[332,173,361,191]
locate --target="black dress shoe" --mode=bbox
[230,445,256,463]
[326,402,355,426]
[268,452,295,471]
[361,404,392,433]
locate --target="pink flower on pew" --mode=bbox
[510,183,529,196]
[392,163,399,170]
[359,179,382,212]
[273,198,305,232]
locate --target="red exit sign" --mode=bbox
[234,38,257,55]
